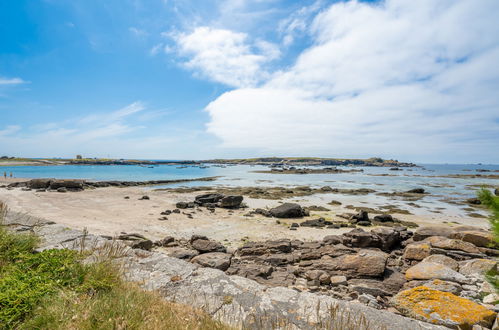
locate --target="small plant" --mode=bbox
[477,189,499,292]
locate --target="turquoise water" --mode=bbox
[2,163,498,200]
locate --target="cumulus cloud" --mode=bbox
[0,77,27,85]
[172,26,279,87]
[205,0,499,162]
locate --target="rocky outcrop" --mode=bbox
[405,262,467,283]
[393,286,497,328]
[3,211,444,330]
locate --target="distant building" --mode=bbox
[76,155,82,160]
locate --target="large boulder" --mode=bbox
[311,249,388,277]
[191,252,232,271]
[424,236,481,254]
[191,239,226,253]
[405,262,467,283]
[413,226,455,241]
[27,178,52,189]
[458,259,497,276]
[220,195,243,208]
[450,231,494,248]
[194,193,224,204]
[393,286,497,328]
[269,203,307,218]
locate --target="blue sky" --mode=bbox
[1,0,498,163]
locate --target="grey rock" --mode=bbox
[191,252,232,271]
[269,203,307,218]
[220,195,244,208]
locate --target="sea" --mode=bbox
[2,163,498,219]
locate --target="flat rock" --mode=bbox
[312,249,388,277]
[191,239,226,253]
[422,255,459,271]
[459,259,497,276]
[191,252,232,271]
[424,236,481,254]
[393,286,497,328]
[403,242,432,260]
[450,231,494,248]
[413,226,455,241]
[405,262,467,283]
[220,195,243,208]
[422,279,462,294]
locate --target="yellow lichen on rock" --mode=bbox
[392,286,497,329]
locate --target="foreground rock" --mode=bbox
[393,286,497,328]
[4,211,444,329]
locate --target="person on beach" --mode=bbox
[3,172,6,179]
[9,172,12,178]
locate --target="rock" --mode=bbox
[28,178,52,189]
[176,202,194,209]
[330,275,347,286]
[269,203,307,218]
[130,239,153,250]
[382,269,407,294]
[155,236,175,247]
[406,188,425,194]
[252,208,272,217]
[320,186,334,192]
[195,193,224,204]
[422,279,462,294]
[323,235,342,245]
[190,234,209,243]
[139,195,150,200]
[393,286,497,328]
[458,259,497,276]
[50,179,84,191]
[342,228,381,249]
[169,248,199,260]
[312,249,388,277]
[413,226,455,241]
[467,198,482,205]
[424,236,481,254]
[373,214,394,222]
[450,231,495,248]
[422,255,459,271]
[351,210,369,223]
[483,293,499,304]
[371,227,403,251]
[220,195,243,208]
[191,239,226,253]
[405,262,467,283]
[300,218,331,228]
[191,252,232,271]
[328,200,342,205]
[357,221,371,226]
[403,242,432,260]
[349,279,391,296]
[495,188,499,196]
[57,187,67,193]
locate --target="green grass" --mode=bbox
[0,202,229,330]
[477,189,499,292]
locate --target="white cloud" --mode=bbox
[0,125,21,136]
[205,0,499,162]
[0,77,27,85]
[172,26,279,87]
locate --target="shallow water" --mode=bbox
[2,163,498,219]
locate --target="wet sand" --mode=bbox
[0,185,490,247]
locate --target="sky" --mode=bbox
[1,0,498,163]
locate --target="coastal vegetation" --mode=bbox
[0,202,228,330]
[478,189,499,291]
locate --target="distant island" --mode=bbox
[203,157,417,167]
[0,156,417,167]
[0,156,416,167]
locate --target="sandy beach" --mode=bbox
[0,183,490,248]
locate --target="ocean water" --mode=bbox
[2,163,498,218]
[2,163,498,196]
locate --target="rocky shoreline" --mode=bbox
[4,177,219,192]
[204,157,417,167]
[0,211,450,329]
